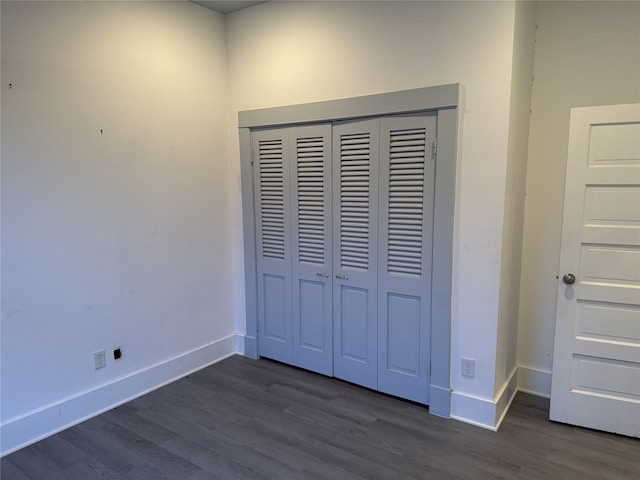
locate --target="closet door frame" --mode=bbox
[239,84,460,418]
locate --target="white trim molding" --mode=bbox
[0,334,237,457]
[517,364,552,398]
[451,366,519,430]
[495,366,519,430]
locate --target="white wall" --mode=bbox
[517,1,640,396]
[494,0,537,415]
[226,0,520,425]
[1,0,235,454]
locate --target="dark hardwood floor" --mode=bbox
[2,355,638,479]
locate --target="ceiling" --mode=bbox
[191,1,268,15]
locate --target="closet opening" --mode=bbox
[239,84,460,417]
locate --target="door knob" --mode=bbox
[562,273,576,285]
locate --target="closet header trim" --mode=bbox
[238,84,460,128]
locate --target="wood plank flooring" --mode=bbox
[1,355,638,479]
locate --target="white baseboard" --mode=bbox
[1,340,553,455]
[450,392,499,431]
[517,365,552,398]
[450,366,518,431]
[235,333,245,355]
[495,366,519,430]
[0,334,237,457]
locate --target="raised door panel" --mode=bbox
[290,125,333,375]
[377,114,436,404]
[332,119,379,390]
[253,129,293,364]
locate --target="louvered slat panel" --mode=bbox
[340,133,370,270]
[259,139,285,260]
[297,136,325,265]
[387,128,426,277]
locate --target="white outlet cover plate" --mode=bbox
[94,350,106,370]
[461,357,475,378]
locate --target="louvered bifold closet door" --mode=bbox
[290,125,333,375]
[332,119,380,390]
[253,128,294,364]
[377,114,436,405]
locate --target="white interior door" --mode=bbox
[550,103,640,437]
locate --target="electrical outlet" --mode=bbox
[461,357,475,378]
[94,350,106,370]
